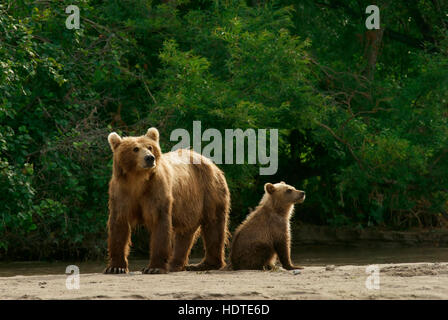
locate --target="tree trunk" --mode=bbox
[363,28,384,80]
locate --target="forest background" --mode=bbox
[1,0,447,260]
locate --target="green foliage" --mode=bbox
[0,0,447,260]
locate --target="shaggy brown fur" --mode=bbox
[230,182,305,270]
[104,128,230,274]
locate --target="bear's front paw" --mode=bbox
[142,267,168,274]
[103,266,129,274]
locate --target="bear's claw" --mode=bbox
[142,267,168,274]
[103,266,128,274]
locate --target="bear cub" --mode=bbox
[230,182,305,270]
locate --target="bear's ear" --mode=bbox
[108,132,122,152]
[146,127,159,142]
[280,181,285,184]
[265,183,276,194]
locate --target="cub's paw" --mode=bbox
[286,265,304,270]
[263,264,276,271]
[168,265,185,272]
[185,262,222,271]
[142,267,168,274]
[103,266,128,274]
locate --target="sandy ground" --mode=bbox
[0,262,447,300]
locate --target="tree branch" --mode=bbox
[315,120,365,170]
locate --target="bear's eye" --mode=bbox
[147,146,153,151]
[286,189,293,193]
[133,147,139,153]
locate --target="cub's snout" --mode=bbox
[296,190,306,203]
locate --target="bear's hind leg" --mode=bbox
[240,245,275,270]
[169,229,199,272]
[186,205,228,271]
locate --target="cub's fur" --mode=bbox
[230,182,305,270]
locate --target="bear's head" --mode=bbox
[264,181,306,206]
[108,128,161,177]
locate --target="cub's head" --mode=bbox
[264,181,306,205]
[108,128,161,176]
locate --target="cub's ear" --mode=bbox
[280,181,285,184]
[146,127,159,142]
[108,132,122,152]
[264,183,276,194]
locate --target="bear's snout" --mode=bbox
[296,191,306,203]
[144,154,155,168]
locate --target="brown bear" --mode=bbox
[229,182,305,270]
[104,128,230,274]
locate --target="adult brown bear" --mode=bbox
[104,128,230,274]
